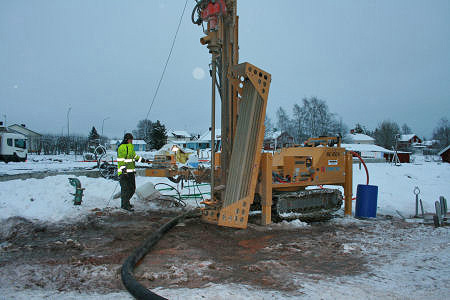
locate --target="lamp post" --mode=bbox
[67,107,72,155]
[67,107,72,137]
[101,117,110,137]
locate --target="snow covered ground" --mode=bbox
[0,154,449,299]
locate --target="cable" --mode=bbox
[106,180,120,207]
[145,0,189,120]
[121,210,201,300]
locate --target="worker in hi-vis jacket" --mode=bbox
[117,133,148,211]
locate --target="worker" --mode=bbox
[117,133,147,211]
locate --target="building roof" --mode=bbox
[198,128,221,141]
[341,143,394,154]
[168,130,191,138]
[110,139,146,145]
[345,133,375,142]
[438,145,450,156]
[133,140,147,145]
[399,134,418,142]
[8,124,42,137]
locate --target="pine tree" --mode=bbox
[88,126,100,141]
[88,126,100,153]
[150,120,167,150]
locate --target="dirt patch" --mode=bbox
[0,211,421,294]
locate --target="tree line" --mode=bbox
[268,96,449,150]
[39,126,108,155]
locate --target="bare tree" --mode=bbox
[401,123,412,135]
[276,107,292,134]
[264,115,274,139]
[330,117,348,138]
[374,120,400,149]
[293,97,341,140]
[432,117,450,148]
[133,119,153,143]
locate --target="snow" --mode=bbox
[0,154,449,299]
[341,143,393,154]
[1,154,449,224]
[399,134,418,142]
[345,133,375,142]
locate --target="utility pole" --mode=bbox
[101,117,110,137]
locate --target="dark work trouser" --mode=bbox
[120,173,136,208]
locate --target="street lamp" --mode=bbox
[101,117,110,137]
[67,107,72,137]
[66,106,72,155]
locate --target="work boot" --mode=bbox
[121,205,134,212]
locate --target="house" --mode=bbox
[263,131,294,150]
[108,139,147,151]
[398,134,422,151]
[167,130,192,148]
[438,145,450,163]
[186,128,221,150]
[341,143,393,160]
[383,151,412,163]
[341,143,411,163]
[7,124,42,153]
[343,133,375,145]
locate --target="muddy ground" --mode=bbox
[0,210,429,296]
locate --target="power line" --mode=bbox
[145,0,189,120]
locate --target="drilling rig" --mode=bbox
[192,0,353,228]
[144,0,353,228]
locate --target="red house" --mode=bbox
[398,134,422,151]
[438,145,450,163]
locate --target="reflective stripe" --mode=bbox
[119,166,126,170]
[127,169,136,173]
[118,158,133,162]
[138,157,142,163]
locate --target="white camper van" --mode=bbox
[0,130,28,162]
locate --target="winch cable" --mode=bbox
[121,209,201,300]
[145,0,189,120]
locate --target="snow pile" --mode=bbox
[0,175,204,223]
[270,219,309,229]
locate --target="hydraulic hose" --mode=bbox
[121,209,200,300]
[349,150,369,185]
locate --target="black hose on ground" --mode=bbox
[121,209,200,300]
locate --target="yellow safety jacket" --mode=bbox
[117,143,143,176]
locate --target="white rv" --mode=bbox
[0,130,28,162]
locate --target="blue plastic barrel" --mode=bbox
[355,184,378,218]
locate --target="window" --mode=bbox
[14,139,26,149]
[7,138,12,146]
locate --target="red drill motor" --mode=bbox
[201,0,227,30]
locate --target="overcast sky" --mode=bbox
[1,0,449,138]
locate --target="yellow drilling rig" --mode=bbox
[144,0,353,229]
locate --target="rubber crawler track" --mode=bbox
[121,210,200,299]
